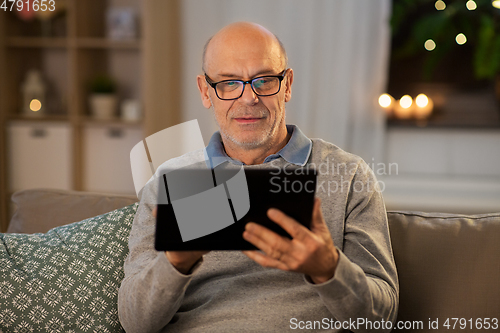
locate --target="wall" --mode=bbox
[381,128,500,214]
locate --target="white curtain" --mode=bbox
[180,0,391,162]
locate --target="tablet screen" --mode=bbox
[155,165,316,251]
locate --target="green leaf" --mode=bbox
[89,74,117,94]
[422,38,454,80]
[474,15,500,79]
[412,11,451,44]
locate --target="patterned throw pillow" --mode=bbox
[0,202,138,333]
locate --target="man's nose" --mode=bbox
[239,82,259,104]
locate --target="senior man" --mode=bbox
[118,22,398,332]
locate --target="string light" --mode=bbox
[493,1,500,9]
[424,39,436,51]
[456,33,467,45]
[435,0,446,10]
[466,0,477,10]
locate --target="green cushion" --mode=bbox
[0,203,138,332]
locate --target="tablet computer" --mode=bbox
[155,166,316,251]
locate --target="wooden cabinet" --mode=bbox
[83,124,143,194]
[0,0,161,231]
[7,121,73,192]
[0,0,183,231]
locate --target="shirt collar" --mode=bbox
[204,124,312,168]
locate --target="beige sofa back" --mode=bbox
[7,188,138,234]
[6,189,500,330]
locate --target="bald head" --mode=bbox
[202,22,288,74]
[196,22,293,159]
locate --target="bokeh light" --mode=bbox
[466,0,477,10]
[400,95,413,109]
[30,99,42,112]
[424,39,436,51]
[379,94,393,108]
[456,33,467,45]
[415,94,429,108]
[435,0,446,10]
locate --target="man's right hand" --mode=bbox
[152,206,208,275]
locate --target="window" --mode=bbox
[386,0,500,128]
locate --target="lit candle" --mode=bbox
[414,94,434,119]
[394,95,414,119]
[378,93,395,116]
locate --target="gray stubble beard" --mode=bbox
[214,102,286,151]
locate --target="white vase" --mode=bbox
[121,99,142,121]
[89,94,118,119]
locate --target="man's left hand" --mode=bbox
[243,197,339,284]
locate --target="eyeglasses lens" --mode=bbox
[216,77,281,100]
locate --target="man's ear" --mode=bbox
[197,75,212,109]
[284,68,293,102]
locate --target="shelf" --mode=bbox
[75,38,141,50]
[2,11,67,39]
[387,111,500,129]
[6,115,143,128]
[5,37,142,49]
[1,0,149,231]
[6,37,68,48]
[8,114,69,122]
[81,116,142,128]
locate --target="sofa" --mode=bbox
[1,188,499,332]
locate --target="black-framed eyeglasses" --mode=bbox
[204,69,288,100]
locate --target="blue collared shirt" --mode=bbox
[204,124,312,168]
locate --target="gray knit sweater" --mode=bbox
[118,138,399,333]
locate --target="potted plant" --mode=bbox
[88,74,118,120]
